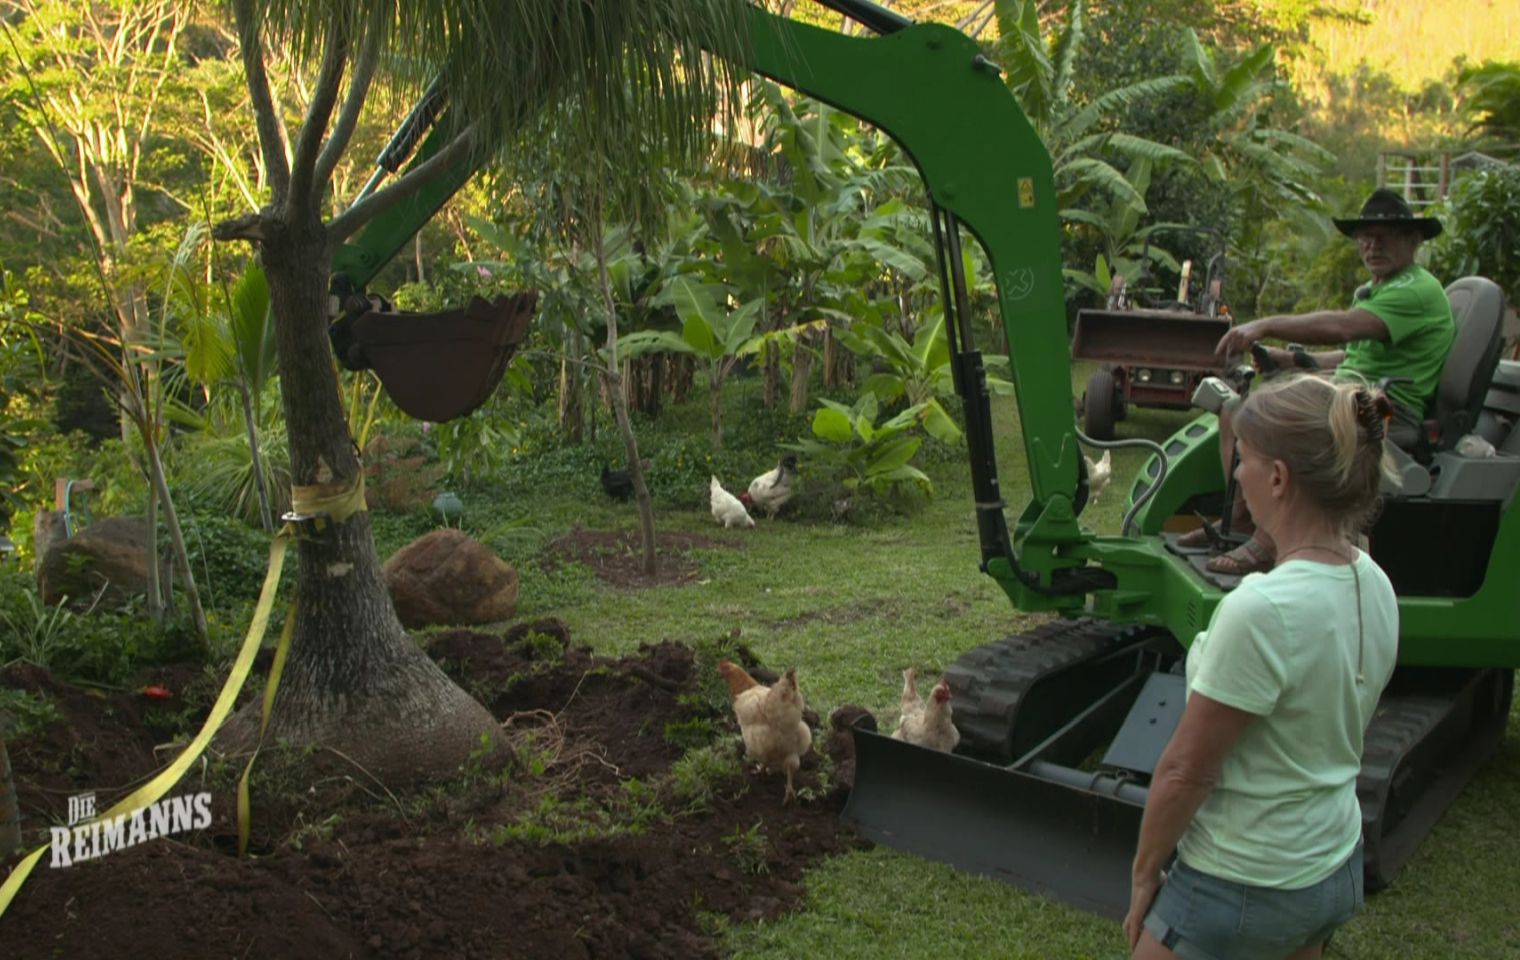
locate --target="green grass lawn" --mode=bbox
[430,371,1520,960]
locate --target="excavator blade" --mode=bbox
[842,728,1141,920]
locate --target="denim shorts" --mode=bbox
[1143,844,1364,960]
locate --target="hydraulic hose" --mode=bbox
[1074,430,1170,539]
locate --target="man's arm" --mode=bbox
[1217,308,1388,359]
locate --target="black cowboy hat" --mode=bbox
[1333,188,1443,240]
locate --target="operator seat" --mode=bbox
[1383,277,1507,497]
[1425,276,1507,451]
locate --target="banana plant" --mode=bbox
[836,311,1013,446]
[616,275,761,448]
[993,0,1193,215]
[787,392,933,497]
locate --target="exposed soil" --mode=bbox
[543,528,736,588]
[1,622,868,959]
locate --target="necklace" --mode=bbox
[1276,542,1366,685]
[1276,543,1353,564]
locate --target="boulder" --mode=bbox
[383,529,519,629]
[35,515,163,611]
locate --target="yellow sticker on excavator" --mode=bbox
[1018,177,1035,208]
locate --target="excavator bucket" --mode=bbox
[843,728,1141,919]
[331,291,538,422]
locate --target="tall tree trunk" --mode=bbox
[594,228,656,577]
[709,375,725,450]
[558,330,585,444]
[147,440,207,645]
[671,356,694,405]
[217,226,499,783]
[0,733,18,861]
[144,459,163,622]
[822,325,839,389]
[762,340,779,410]
[789,333,813,416]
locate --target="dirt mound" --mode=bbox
[1,625,863,959]
[544,529,733,588]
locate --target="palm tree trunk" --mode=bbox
[216,226,499,783]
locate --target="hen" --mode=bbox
[740,453,799,519]
[710,476,755,529]
[600,460,651,501]
[717,660,813,803]
[1084,450,1113,501]
[891,668,960,753]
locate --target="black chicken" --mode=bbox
[600,461,651,501]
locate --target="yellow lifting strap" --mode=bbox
[0,472,367,921]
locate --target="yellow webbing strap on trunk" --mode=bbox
[236,591,296,859]
[0,471,366,921]
[0,532,292,920]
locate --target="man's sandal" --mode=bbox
[1177,521,1255,552]
[1205,537,1274,575]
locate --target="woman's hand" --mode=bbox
[1124,868,1165,950]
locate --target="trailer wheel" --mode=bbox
[1084,368,1118,440]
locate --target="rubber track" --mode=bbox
[1356,670,1512,889]
[947,618,1149,763]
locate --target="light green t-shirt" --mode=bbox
[1177,552,1398,889]
[1339,264,1453,414]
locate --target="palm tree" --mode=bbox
[212,0,750,782]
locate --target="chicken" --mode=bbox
[1084,449,1113,501]
[739,453,798,519]
[710,475,755,529]
[891,668,960,753]
[600,460,651,501]
[717,660,813,803]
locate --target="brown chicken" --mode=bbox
[891,667,960,753]
[717,660,813,803]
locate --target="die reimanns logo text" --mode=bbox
[50,791,212,867]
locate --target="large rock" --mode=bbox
[383,529,519,629]
[35,514,162,611]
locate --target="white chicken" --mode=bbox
[740,453,798,519]
[891,667,960,753]
[1084,449,1113,501]
[709,475,755,529]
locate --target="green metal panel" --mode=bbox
[1127,415,1520,668]
[331,125,475,292]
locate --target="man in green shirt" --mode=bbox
[1188,189,1454,574]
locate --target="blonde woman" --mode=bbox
[1126,374,1400,960]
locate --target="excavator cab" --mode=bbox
[333,0,1519,920]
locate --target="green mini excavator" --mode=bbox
[333,0,1518,920]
